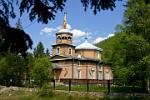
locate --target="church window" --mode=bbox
[99,71,103,80]
[57,36,61,40]
[91,70,95,79]
[89,68,96,79]
[68,37,71,40]
[77,70,81,79]
[68,48,72,55]
[56,47,60,55]
[78,61,80,66]
[64,37,67,39]
[62,37,65,39]
[97,51,100,58]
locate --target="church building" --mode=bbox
[50,13,113,82]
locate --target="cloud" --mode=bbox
[40,24,89,38]
[92,33,114,44]
[40,26,61,36]
[71,29,89,37]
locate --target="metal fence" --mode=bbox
[51,79,148,95]
[52,79,112,94]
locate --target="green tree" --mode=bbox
[33,42,45,58]
[124,0,150,42]
[31,56,52,87]
[24,52,35,86]
[45,48,50,56]
[0,52,26,86]
[0,0,118,55]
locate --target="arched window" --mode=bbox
[97,51,100,58]
[68,37,71,40]
[62,37,65,39]
[78,61,80,66]
[77,70,81,79]
[57,36,61,40]
[64,36,67,39]
[56,47,60,55]
[68,48,72,55]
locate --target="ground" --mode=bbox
[0,86,150,100]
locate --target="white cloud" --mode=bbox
[40,26,61,36]
[40,24,89,38]
[67,24,71,30]
[71,29,89,37]
[92,33,115,44]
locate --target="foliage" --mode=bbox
[0,52,26,86]
[33,42,45,58]
[97,1,150,92]
[0,17,33,57]
[123,0,150,42]
[38,83,53,97]
[31,56,52,87]
[45,48,50,56]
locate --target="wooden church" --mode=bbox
[50,13,113,83]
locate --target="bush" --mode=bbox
[38,83,53,97]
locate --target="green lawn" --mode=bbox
[55,84,142,93]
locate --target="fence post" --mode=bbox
[87,79,89,92]
[69,79,71,92]
[107,80,110,94]
[53,79,55,90]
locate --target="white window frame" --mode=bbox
[78,61,80,66]
[97,51,99,58]
[77,70,81,79]
[56,47,60,55]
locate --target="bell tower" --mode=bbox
[56,12,73,44]
[52,12,75,56]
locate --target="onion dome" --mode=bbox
[57,12,72,34]
[75,39,102,51]
[58,28,71,33]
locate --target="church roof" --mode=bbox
[75,40,102,51]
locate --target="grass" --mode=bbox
[0,90,150,100]
[55,84,142,93]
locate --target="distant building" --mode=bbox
[50,13,113,82]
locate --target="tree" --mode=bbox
[24,52,35,86]
[45,48,50,56]
[31,56,52,87]
[1,27,33,57]
[123,0,150,42]
[0,0,118,55]
[0,52,26,86]
[33,42,45,58]
[0,0,117,24]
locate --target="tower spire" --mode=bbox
[63,12,67,29]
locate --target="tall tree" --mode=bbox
[45,48,50,56]
[123,0,150,42]
[31,56,52,87]
[0,52,26,86]
[33,42,45,58]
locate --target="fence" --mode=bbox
[52,79,112,94]
[51,79,147,95]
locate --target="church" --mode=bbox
[50,13,113,82]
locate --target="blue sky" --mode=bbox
[10,0,127,53]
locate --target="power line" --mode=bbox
[23,20,36,29]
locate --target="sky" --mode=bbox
[10,0,127,53]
